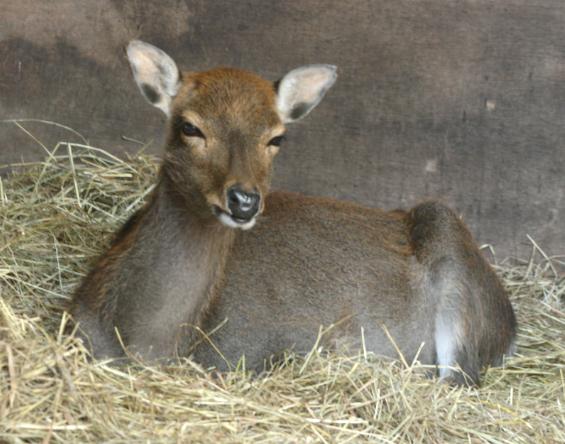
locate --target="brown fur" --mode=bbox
[70,60,516,386]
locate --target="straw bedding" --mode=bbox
[0,136,563,443]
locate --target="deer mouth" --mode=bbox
[212,205,257,230]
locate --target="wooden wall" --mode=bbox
[2,0,564,259]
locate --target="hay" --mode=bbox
[0,137,563,443]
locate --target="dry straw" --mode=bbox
[0,128,563,443]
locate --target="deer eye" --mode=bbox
[182,122,204,138]
[268,135,285,147]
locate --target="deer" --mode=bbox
[69,40,517,386]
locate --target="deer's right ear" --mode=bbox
[126,40,180,116]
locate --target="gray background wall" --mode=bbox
[1,0,564,259]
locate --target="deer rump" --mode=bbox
[70,41,516,387]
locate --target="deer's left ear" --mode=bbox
[275,65,337,123]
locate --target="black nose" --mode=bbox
[227,186,260,221]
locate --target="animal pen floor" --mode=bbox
[0,141,563,443]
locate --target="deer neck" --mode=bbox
[144,174,237,332]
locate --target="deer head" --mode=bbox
[126,40,336,229]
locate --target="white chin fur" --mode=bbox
[217,212,256,230]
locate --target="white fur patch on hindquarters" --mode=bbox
[435,309,462,379]
[506,340,517,357]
